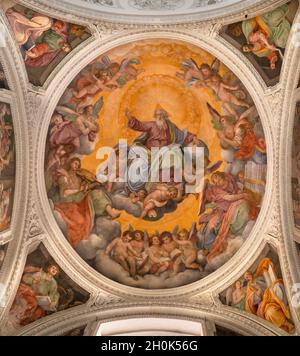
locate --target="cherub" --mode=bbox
[106,58,144,88]
[178,58,249,119]
[161,231,182,276]
[105,231,141,279]
[173,229,201,271]
[52,97,103,148]
[129,230,148,273]
[207,104,266,174]
[130,189,147,204]
[205,74,250,120]
[139,235,170,277]
[176,59,217,86]
[72,71,116,101]
[141,185,178,219]
[130,230,147,256]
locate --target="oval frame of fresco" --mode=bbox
[35,31,274,298]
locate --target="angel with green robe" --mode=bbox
[242,4,291,70]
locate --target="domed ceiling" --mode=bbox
[0,0,299,337]
[31,0,265,23]
[66,0,239,12]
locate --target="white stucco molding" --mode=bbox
[0,14,30,325]
[15,304,285,336]
[17,0,289,25]
[278,7,300,325]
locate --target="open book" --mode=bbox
[36,296,57,312]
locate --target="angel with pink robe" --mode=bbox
[5,7,52,46]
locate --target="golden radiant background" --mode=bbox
[81,39,229,234]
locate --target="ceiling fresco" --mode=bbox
[2,1,91,86]
[220,245,295,334]
[221,1,298,86]
[45,39,267,290]
[80,0,231,12]
[5,244,89,334]
[0,0,299,337]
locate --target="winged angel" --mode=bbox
[177,58,250,120]
[69,56,143,113]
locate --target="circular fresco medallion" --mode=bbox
[45,39,267,289]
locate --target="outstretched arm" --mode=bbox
[127,116,153,132]
[221,83,239,91]
[173,235,189,246]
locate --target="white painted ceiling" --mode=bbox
[33,0,261,23]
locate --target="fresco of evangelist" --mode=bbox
[221,1,298,86]
[220,247,295,334]
[45,39,268,289]
[3,244,89,334]
[0,102,15,233]
[2,1,91,86]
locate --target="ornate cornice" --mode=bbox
[0,0,299,336]
[18,0,289,25]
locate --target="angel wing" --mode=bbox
[56,105,79,117]
[59,89,76,110]
[207,103,222,130]
[93,96,104,118]
[173,225,179,236]
[188,222,197,241]
[128,224,134,233]
[120,58,141,72]
[181,58,200,71]
[94,55,112,70]
[211,58,221,75]
[187,78,200,88]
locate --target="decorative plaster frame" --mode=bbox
[0,11,29,309]
[0,0,298,337]
[18,0,291,25]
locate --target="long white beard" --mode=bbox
[156,119,165,129]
